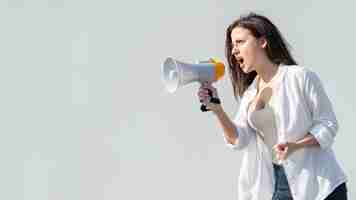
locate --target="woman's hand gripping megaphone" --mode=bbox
[198,82,222,112]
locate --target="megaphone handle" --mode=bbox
[200,104,209,112]
[200,89,221,112]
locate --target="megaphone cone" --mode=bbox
[162,57,225,93]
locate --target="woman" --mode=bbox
[198,13,347,200]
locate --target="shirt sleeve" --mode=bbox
[224,93,254,150]
[303,69,339,149]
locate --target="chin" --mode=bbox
[242,67,251,74]
[244,65,256,74]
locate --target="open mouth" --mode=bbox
[236,57,244,66]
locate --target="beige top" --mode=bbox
[246,66,283,164]
[247,101,280,164]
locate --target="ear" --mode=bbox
[258,37,268,49]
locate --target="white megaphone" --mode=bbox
[162,57,225,93]
[162,57,225,112]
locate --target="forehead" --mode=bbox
[230,27,253,40]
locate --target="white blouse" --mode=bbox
[224,65,347,200]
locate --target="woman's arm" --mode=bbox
[213,105,238,145]
[274,133,320,161]
[295,133,320,148]
[303,69,339,149]
[198,84,238,145]
[198,83,252,150]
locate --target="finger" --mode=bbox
[201,81,213,89]
[273,144,278,150]
[275,143,287,151]
[203,88,211,95]
[199,97,209,103]
[203,83,215,89]
[201,86,211,92]
[198,88,210,95]
[202,99,210,106]
[274,148,281,154]
[199,92,210,99]
[202,81,210,87]
[198,94,209,100]
[200,83,209,89]
[198,90,207,96]
[202,87,217,98]
[198,93,210,100]
[205,102,218,111]
[281,153,286,160]
[199,86,210,93]
[273,144,282,151]
[276,151,285,160]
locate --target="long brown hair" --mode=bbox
[225,12,297,98]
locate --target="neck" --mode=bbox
[255,59,279,84]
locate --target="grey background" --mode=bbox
[0,0,354,199]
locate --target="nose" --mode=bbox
[232,45,239,55]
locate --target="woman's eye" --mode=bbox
[234,40,243,46]
[232,40,244,49]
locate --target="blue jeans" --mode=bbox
[271,164,348,200]
[272,164,293,200]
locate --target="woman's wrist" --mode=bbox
[294,133,320,149]
[212,104,224,116]
[291,141,305,151]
